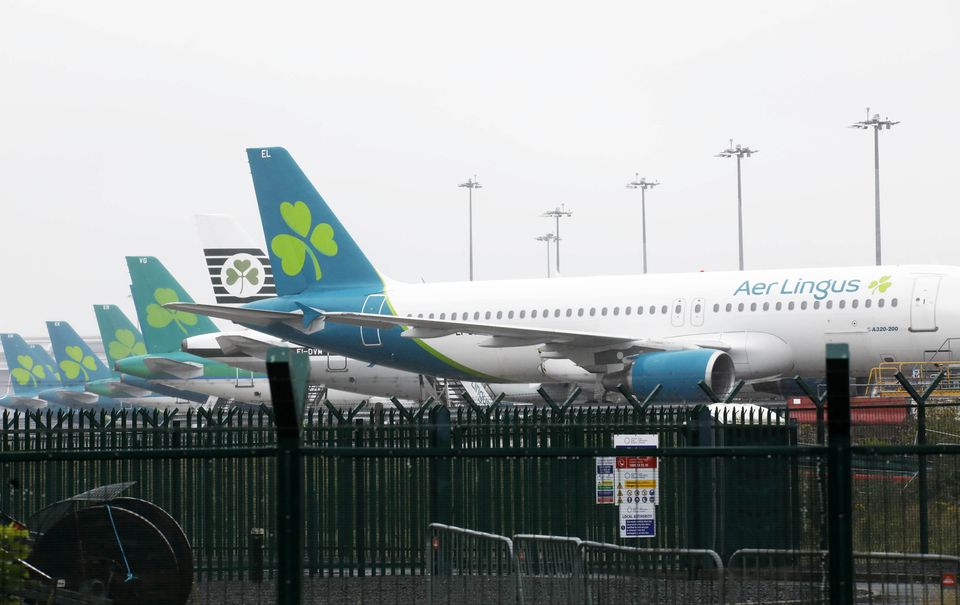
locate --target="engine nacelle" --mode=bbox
[602,349,736,402]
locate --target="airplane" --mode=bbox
[41,321,129,411]
[0,334,65,412]
[169,147,960,402]
[91,304,214,408]
[183,214,513,402]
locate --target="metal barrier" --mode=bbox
[427,523,523,605]
[727,548,960,605]
[513,534,585,605]
[580,541,724,605]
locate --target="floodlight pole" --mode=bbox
[458,176,482,280]
[541,204,572,274]
[626,175,660,274]
[850,109,899,266]
[536,233,556,278]
[716,141,758,271]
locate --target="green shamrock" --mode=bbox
[271,200,338,279]
[108,328,147,361]
[146,287,199,334]
[225,258,260,294]
[10,355,46,387]
[59,346,98,381]
[868,276,892,294]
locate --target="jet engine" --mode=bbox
[602,349,736,402]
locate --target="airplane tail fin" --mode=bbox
[94,304,149,367]
[126,256,220,353]
[1,334,62,394]
[45,321,114,385]
[246,147,385,296]
[194,214,276,304]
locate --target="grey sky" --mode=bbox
[2,1,958,335]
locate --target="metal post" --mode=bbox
[641,186,648,274]
[736,154,744,271]
[874,126,881,265]
[266,348,309,605]
[429,405,452,526]
[459,177,482,281]
[825,344,853,605]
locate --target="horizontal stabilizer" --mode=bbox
[48,389,99,406]
[91,381,153,398]
[215,334,279,357]
[165,303,324,333]
[0,396,48,411]
[143,357,205,379]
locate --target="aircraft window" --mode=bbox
[750,303,757,312]
[418,313,423,318]
[788,301,795,310]
[429,313,435,319]
[566,308,573,317]
[577,308,584,317]
[661,305,668,314]
[838,300,845,309]
[695,303,702,313]
[801,301,808,310]
[775,302,782,311]
[544,309,550,317]
[451,312,457,320]
[440,313,446,319]
[485,311,492,319]
[519,310,525,319]
[878,299,885,308]
[813,301,821,310]
[865,299,872,308]
[713,304,719,312]
[648,305,655,315]
[625,306,632,315]
[613,306,620,316]
[601,307,608,316]
[406,314,412,317]
[508,310,515,319]
[674,304,681,314]
[738,303,745,312]
[826,301,833,309]
[590,308,596,317]
[851,300,859,309]
[493,311,501,319]
[762,302,769,311]
[554,309,561,318]
[531,310,537,318]
[474,312,480,320]
[725,303,732,312]
[891,298,898,308]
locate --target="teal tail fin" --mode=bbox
[45,321,114,385]
[94,304,149,366]
[246,147,384,296]
[126,256,219,352]
[1,334,62,394]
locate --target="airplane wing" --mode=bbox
[143,357,205,379]
[49,389,99,406]
[167,302,730,356]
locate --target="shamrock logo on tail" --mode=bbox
[225,258,260,294]
[11,355,46,387]
[271,201,338,279]
[146,288,199,334]
[108,328,147,361]
[868,276,892,295]
[60,346,98,381]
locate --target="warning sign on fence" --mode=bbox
[613,434,658,538]
[595,457,616,504]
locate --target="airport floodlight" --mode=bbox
[535,233,558,278]
[458,176,483,281]
[626,175,660,274]
[849,108,899,266]
[715,140,758,271]
[541,204,572,274]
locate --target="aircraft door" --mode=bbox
[691,297,705,327]
[671,298,686,327]
[909,276,940,333]
[327,354,347,372]
[361,294,387,346]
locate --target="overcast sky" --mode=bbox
[2,1,958,335]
